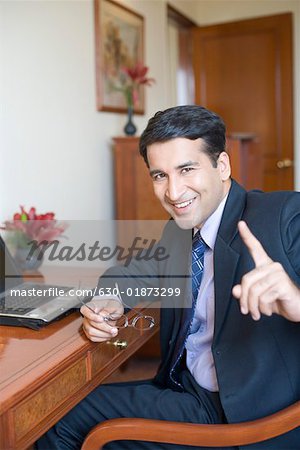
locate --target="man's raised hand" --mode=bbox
[232,221,300,322]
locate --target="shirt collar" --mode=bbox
[194,194,228,251]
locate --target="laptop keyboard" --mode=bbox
[0,283,72,314]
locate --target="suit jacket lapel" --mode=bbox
[213,180,247,342]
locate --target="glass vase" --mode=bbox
[124,107,137,136]
[14,246,44,272]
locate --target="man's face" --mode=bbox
[147,137,231,229]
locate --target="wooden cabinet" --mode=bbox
[112,137,168,221]
[112,137,169,255]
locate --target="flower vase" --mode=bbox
[14,246,44,272]
[124,107,137,136]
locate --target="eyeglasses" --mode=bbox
[79,282,155,331]
[103,311,155,331]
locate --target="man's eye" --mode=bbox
[153,173,166,181]
[181,167,194,174]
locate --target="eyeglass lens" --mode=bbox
[104,313,154,330]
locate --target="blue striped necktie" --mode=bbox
[191,232,206,307]
[169,231,206,385]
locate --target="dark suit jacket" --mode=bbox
[100,180,300,449]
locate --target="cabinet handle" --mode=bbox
[107,339,128,349]
[277,159,293,169]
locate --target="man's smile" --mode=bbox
[170,197,196,211]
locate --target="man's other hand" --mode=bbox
[232,221,300,322]
[80,296,124,342]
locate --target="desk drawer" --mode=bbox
[12,357,87,444]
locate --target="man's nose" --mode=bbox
[166,176,185,201]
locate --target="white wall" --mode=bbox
[0,0,175,221]
[1,0,299,225]
[1,0,117,220]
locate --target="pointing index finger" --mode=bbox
[238,221,272,267]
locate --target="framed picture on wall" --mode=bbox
[94,0,144,114]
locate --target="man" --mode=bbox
[36,105,300,449]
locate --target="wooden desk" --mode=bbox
[0,305,160,450]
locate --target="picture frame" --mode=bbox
[94,0,145,114]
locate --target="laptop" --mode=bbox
[0,235,82,330]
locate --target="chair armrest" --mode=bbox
[81,400,300,449]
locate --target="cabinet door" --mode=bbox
[113,137,169,221]
[113,137,169,257]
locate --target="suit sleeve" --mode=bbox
[281,192,300,282]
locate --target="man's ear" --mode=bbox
[218,152,231,180]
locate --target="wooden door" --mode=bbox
[193,13,294,191]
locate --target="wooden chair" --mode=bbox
[81,400,300,449]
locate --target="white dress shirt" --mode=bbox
[186,195,228,392]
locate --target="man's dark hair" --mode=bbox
[139,105,226,167]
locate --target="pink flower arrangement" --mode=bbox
[113,62,155,108]
[1,206,68,247]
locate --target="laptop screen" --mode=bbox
[0,235,23,293]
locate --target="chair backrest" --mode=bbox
[81,400,300,450]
